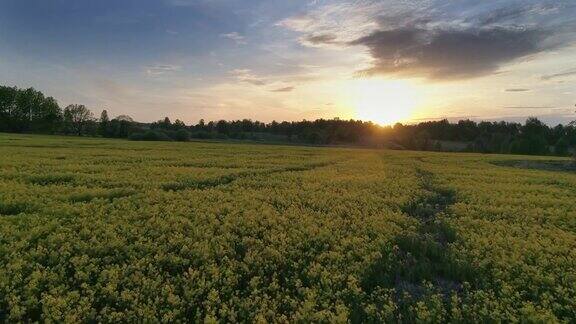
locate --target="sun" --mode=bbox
[352,78,419,125]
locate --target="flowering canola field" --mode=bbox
[0,134,574,322]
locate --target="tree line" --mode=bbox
[1,84,575,156]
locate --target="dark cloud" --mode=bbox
[351,26,548,80]
[505,88,531,92]
[270,86,295,92]
[342,1,576,81]
[541,68,576,80]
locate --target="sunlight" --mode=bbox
[352,78,419,125]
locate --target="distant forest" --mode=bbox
[1,85,575,156]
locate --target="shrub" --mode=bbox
[128,130,172,141]
[173,129,191,142]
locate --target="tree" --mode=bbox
[0,86,17,132]
[571,105,576,163]
[521,118,549,155]
[34,96,62,133]
[555,137,569,156]
[12,87,44,132]
[216,120,228,134]
[109,115,134,138]
[0,86,61,133]
[434,141,443,151]
[162,117,172,129]
[173,119,186,129]
[98,110,110,137]
[115,115,134,123]
[63,104,94,136]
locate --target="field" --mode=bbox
[0,133,575,322]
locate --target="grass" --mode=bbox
[0,133,574,322]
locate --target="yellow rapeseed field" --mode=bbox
[0,134,574,322]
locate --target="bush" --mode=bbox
[173,129,190,142]
[128,130,172,141]
[190,130,213,139]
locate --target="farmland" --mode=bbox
[0,133,575,322]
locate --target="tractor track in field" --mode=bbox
[359,163,478,320]
[161,160,343,192]
[390,168,469,297]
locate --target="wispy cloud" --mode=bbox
[270,86,295,93]
[229,69,266,86]
[145,64,182,76]
[278,1,384,43]
[221,32,247,45]
[505,88,531,92]
[301,34,340,47]
[541,68,576,80]
[410,115,481,122]
[503,106,556,109]
[164,0,202,7]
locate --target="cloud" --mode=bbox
[302,34,339,47]
[281,0,575,81]
[145,64,182,76]
[278,1,386,42]
[351,26,549,80]
[270,86,295,93]
[410,115,481,122]
[541,68,576,80]
[279,1,384,50]
[503,106,556,109]
[472,4,560,26]
[229,69,267,86]
[164,0,206,7]
[221,32,247,45]
[505,88,531,92]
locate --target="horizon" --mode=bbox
[1,0,576,126]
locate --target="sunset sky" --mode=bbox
[1,0,575,125]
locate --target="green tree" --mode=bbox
[555,137,569,156]
[110,115,134,138]
[63,104,94,136]
[35,96,62,133]
[515,118,550,155]
[0,86,18,132]
[173,119,186,129]
[162,117,172,130]
[13,87,44,132]
[0,86,61,133]
[98,110,110,137]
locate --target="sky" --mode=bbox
[1,0,575,125]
